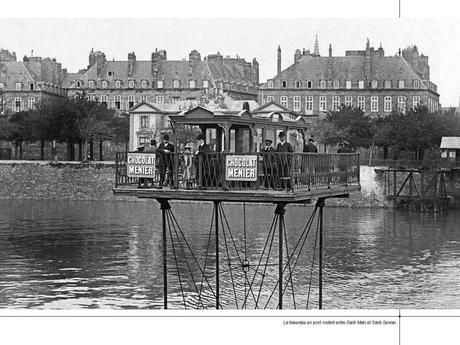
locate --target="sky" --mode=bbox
[1,17,459,106]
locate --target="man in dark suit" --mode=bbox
[303,138,318,153]
[157,134,174,187]
[276,132,293,190]
[262,139,276,188]
[195,133,210,187]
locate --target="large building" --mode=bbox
[258,38,440,117]
[0,49,67,115]
[64,49,259,112]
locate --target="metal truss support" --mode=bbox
[158,198,171,309]
[275,202,287,309]
[214,200,221,309]
[316,197,325,309]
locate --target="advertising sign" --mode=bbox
[127,153,156,178]
[225,155,257,181]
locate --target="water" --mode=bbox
[0,200,459,309]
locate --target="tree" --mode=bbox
[8,111,35,159]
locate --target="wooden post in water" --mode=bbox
[214,201,220,309]
[276,202,286,309]
[318,198,325,310]
[159,199,171,309]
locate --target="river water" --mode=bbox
[0,200,459,309]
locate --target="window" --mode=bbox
[346,81,352,89]
[305,96,313,114]
[319,96,327,111]
[358,96,365,111]
[156,95,164,105]
[27,97,36,109]
[89,95,96,102]
[384,80,391,89]
[333,80,339,89]
[128,80,135,88]
[88,80,95,88]
[358,80,364,89]
[115,80,121,89]
[266,96,274,103]
[107,71,113,77]
[114,95,122,110]
[101,80,108,89]
[267,80,274,88]
[157,80,164,89]
[100,95,108,105]
[172,97,180,103]
[413,80,420,89]
[282,81,287,89]
[139,136,149,146]
[141,96,148,102]
[29,83,34,90]
[371,96,379,112]
[413,96,421,107]
[13,97,22,112]
[173,80,180,88]
[345,96,352,107]
[189,80,196,89]
[231,83,236,90]
[293,96,301,111]
[332,96,340,111]
[280,96,288,107]
[306,81,313,89]
[384,96,392,112]
[0,82,5,89]
[141,80,148,88]
[140,115,149,129]
[320,80,326,89]
[128,95,135,108]
[203,80,209,88]
[186,97,196,102]
[398,80,405,89]
[15,82,22,91]
[371,80,378,89]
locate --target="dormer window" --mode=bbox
[295,80,301,89]
[333,80,339,89]
[15,82,22,91]
[173,79,180,88]
[101,80,108,89]
[141,80,148,88]
[281,80,287,89]
[157,80,164,89]
[0,82,4,89]
[115,80,122,89]
[306,81,313,89]
[371,80,378,89]
[267,80,274,88]
[189,80,196,89]
[88,80,95,88]
[203,80,209,88]
[398,80,405,89]
[413,80,420,89]
[107,71,114,77]
[76,81,82,88]
[345,81,352,89]
[128,80,135,88]
[358,80,364,89]
[29,83,35,90]
[320,80,326,89]
[384,80,391,89]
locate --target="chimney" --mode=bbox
[242,101,250,112]
[151,49,167,78]
[328,44,332,57]
[294,49,302,62]
[128,52,136,78]
[277,45,281,76]
[252,58,259,84]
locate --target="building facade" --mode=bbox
[64,49,259,113]
[258,39,440,117]
[0,49,67,115]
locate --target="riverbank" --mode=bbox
[1,161,458,208]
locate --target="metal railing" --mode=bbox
[366,158,460,170]
[115,151,360,192]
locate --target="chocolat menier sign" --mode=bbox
[225,155,258,182]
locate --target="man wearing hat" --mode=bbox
[157,134,175,187]
[182,145,194,187]
[276,132,293,190]
[262,138,276,188]
[195,133,210,187]
[303,138,318,153]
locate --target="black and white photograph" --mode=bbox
[0,1,459,344]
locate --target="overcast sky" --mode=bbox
[1,18,459,106]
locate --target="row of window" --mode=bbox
[0,82,36,91]
[266,95,433,113]
[91,94,197,110]
[74,79,209,90]
[9,97,36,112]
[267,79,422,90]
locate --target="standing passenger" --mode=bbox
[276,132,293,190]
[157,134,175,188]
[262,139,276,188]
[195,134,210,187]
[183,145,194,188]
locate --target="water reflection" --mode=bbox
[0,200,459,309]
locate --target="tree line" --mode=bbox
[0,92,129,161]
[313,105,460,160]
